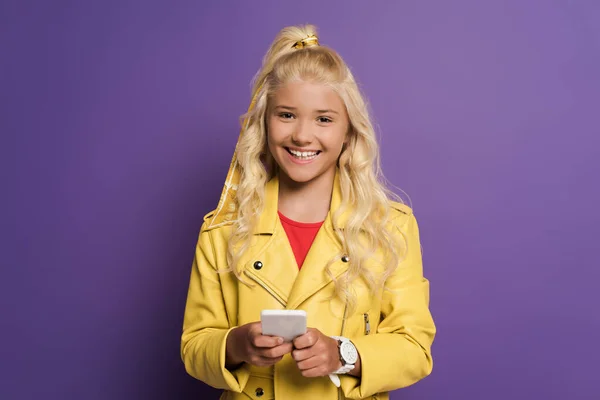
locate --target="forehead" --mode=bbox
[271,81,344,111]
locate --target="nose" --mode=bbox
[291,119,313,145]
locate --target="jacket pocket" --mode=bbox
[343,309,372,338]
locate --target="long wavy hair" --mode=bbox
[226,25,407,313]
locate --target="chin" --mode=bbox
[272,150,333,185]
[280,167,318,184]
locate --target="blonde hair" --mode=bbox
[227,25,405,313]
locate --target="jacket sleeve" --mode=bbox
[340,213,436,399]
[180,225,250,392]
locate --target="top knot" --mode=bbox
[292,35,319,49]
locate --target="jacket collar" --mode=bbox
[254,169,348,235]
[241,169,354,310]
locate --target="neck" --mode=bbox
[277,169,335,223]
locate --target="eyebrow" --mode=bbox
[275,105,339,115]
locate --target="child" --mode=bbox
[181,24,435,400]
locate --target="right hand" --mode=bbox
[225,322,294,367]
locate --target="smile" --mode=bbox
[286,147,321,161]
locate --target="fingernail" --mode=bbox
[277,337,283,344]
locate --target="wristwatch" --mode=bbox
[331,336,358,374]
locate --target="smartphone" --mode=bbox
[260,310,307,342]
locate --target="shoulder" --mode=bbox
[202,208,217,223]
[389,200,414,221]
[389,200,412,216]
[387,200,420,239]
[200,208,235,233]
[196,209,233,255]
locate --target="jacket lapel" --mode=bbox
[285,216,347,310]
[240,177,299,306]
[241,171,351,309]
[286,173,350,310]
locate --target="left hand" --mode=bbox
[292,328,342,378]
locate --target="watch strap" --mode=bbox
[332,364,355,374]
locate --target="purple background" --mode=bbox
[4,0,600,399]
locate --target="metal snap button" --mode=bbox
[341,255,349,263]
[255,387,264,397]
[253,261,263,270]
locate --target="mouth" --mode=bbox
[285,147,321,161]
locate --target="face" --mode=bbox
[267,81,349,186]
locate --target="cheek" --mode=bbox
[266,118,282,142]
[266,120,281,154]
[323,126,348,150]
[268,119,295,145]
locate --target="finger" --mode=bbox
[248,323,281,346]
[291,347,313,362]
[296,354,325,371]
[259,342,294,359]
[293,329,318,349]
[252,334,284,348]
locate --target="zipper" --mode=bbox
[340,302,348,336]
[364,313,370,335]
[338,302,349,400]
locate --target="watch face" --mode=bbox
[340,341,358,364]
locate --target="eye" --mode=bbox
[278,112,295,119]
[317,116,333,123]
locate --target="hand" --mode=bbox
[291,328,342,378]
[225,322,294,368]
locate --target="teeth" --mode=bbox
[289,149,318,158]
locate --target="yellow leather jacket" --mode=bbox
[181,174,435,399]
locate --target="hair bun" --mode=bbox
[292,34,319,49]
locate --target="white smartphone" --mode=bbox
[260,310,307,342]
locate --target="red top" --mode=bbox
[278,211,324,269]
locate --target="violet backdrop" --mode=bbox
[4,0,600,399]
